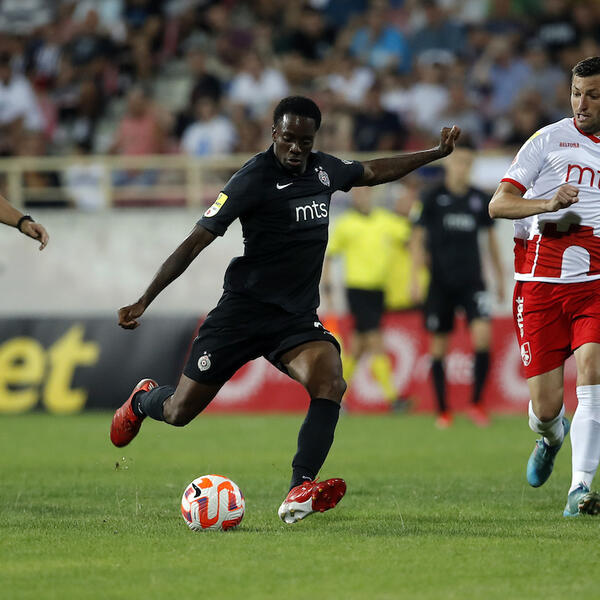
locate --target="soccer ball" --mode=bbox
[181,474,245,532]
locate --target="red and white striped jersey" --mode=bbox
[501,117,600,283]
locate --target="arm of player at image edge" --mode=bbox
[117,224,216,330]
[353,126,461,187]
[0,194,49,250]
[486,226,505,303]
[488,181,579,219]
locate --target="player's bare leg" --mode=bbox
[526,365,570,487]
[564,343,600,516]
[110,374,221,447]
[162,375,222,425]
[467,318,492,426]
[277,341,347,523]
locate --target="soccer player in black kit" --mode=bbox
[111,96,460,523]
[410,139,504,429]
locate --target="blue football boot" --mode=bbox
[563,484,600,517]
[526,417,570,487]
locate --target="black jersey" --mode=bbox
[198,145,364,313]
[414,182,493,286]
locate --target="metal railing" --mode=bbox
[0,150,509,209]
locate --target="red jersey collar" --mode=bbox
[572,118,600,143]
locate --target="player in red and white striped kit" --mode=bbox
[490,56,600,517]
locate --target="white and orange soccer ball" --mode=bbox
[181,474,245,532]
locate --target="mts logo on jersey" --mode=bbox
[291,193,330,227]
[565,163,600,188]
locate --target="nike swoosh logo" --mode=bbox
[276,182,293,189]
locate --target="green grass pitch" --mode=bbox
[1,412,599,600]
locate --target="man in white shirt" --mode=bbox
[490,56,600,517]
[0,52,44,155]
[181,96,237,156]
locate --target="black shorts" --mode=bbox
[346,288,385,332]
[424,280,491,333]
[183,292,341,385]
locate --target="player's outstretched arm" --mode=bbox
[0,194,49,250]
[118,224,216,329]
[489,182,579,219]
[354,126,461,187]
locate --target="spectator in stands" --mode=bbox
[181,95,237,156]
[491,90,550,148]
[0,52,44,156]
[122,0,164,80]
[536,0,578,60]
[348,0,411,73]
[325,52,375,107]
[426,80,485,147]
[111,85,170,185]
[404,51,451,133]
[174,43,223,139]
[66,7,115,77]
[352,83,407,152]
[0,0,54,36]
[277,4,336,63]
[471,35,531,118]
[409,0,466,61]
[112,85,169,156]
[521,41,567,105]
[228,50,289,119]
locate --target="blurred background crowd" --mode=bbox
[0,0,597,164]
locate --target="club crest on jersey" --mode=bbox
[520,342,531,367]
[469,195,482,211]
[204,192,228,217]
[198,353,212,371]
[315,166,330,187]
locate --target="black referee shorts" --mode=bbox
[183,292,341,385]
[346,287,385,333]
[424,279,491,333]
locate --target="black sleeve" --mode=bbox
[321,153,365,192]
[197,159,260,236]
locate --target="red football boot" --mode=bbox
[110,378,158,447]
[278,478,346,524]
[466,404,491,427]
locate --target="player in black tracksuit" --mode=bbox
[410,141,504,428]
[111,96,460,522]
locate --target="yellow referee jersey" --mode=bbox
[327,208,411,290]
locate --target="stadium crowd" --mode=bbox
[0,0,597,164]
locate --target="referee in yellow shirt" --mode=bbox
[322,187,410,411]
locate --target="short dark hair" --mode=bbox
[273,96,321,130]
[572,56,600,78]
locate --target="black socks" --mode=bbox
[131,385,176,421]
[431,358,446,413]
[290,397,341,490]
[472,351,490,405]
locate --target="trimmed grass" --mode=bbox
[1,413,598,600]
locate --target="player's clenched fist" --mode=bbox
[437,125,461,157]
[118,301,146,329]
[546,184,579,212]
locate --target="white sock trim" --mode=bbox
[528,401,565,446]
